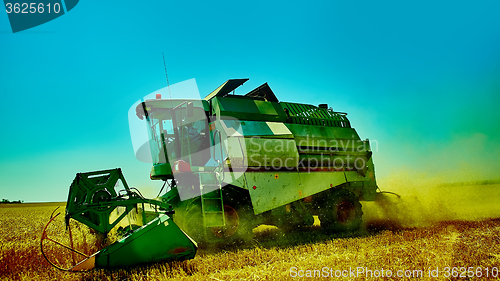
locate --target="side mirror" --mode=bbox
[187,102,194,117]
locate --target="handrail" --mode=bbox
[212,129,225,182]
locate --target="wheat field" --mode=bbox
[1,187,500,280]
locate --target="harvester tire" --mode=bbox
[319,189,363,232]
[172,200,205,242]
[209,202,254,244]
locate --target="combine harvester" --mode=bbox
[41,79,381,270]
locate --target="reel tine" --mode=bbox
[50,206,60,220]
[40,210,92,271]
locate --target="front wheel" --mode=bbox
[209,202,255,243]
[210,205,240,238]
[319,189,363,232]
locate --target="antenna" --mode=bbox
[162,52,172,100]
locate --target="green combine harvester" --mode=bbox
[41,79,380,270]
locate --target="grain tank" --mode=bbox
[135,79,378,242]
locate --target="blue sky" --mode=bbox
[1,0,499,202]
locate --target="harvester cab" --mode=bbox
[135,98,213,180]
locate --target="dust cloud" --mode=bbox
[363,117,500,230]
[363,169,500,230]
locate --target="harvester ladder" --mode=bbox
[199,171,225,227]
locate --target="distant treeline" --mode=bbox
[438,179,500,187]
[1,199,24,204]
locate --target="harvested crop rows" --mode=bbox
[1,202,499,280]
